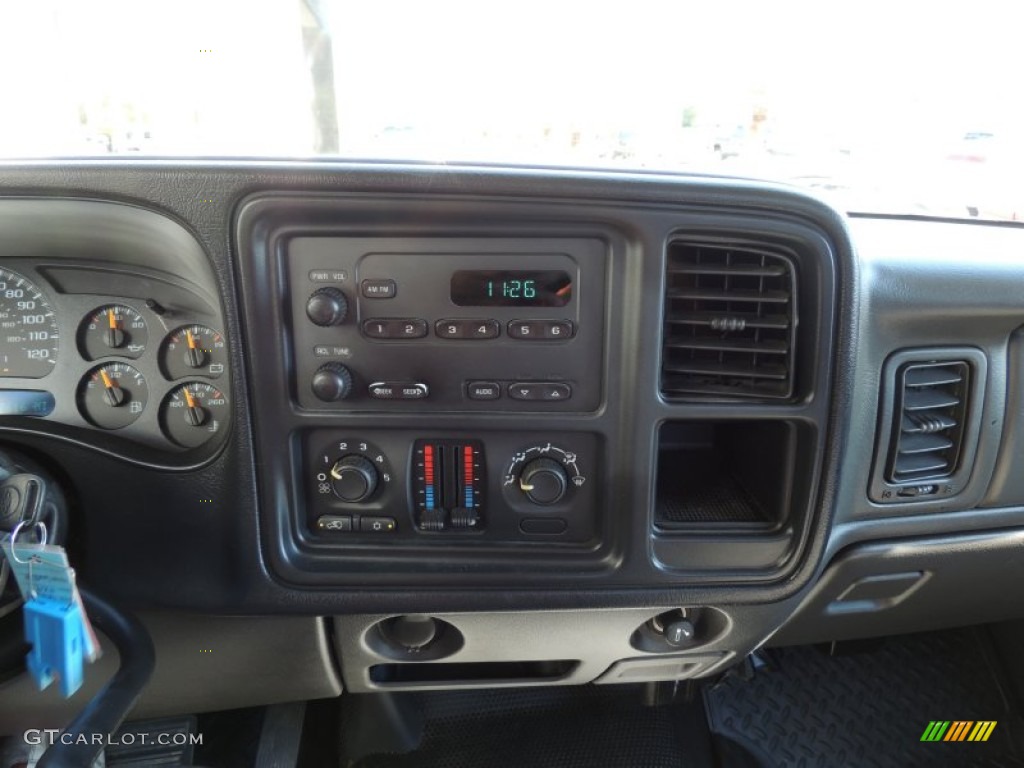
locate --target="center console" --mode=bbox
[235,189,837,595]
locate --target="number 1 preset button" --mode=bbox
[362,318,428,339]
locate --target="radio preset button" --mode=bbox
[471,320,500,338]
[361,279,396,299]
[508,319,576,340]
[362,318,428,339]
[368,382,429,400]
[436,319,500,339]
[467,381,501,400]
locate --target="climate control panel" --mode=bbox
[303,430,600,547]
[286,237,607,412]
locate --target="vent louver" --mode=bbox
[661,242,796,398]
[887,361,969,483]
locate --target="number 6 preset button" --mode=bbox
[361,318,428,339]
[507,320,575,340]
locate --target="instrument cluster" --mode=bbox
[0,266,230,454]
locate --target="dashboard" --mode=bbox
[2,162,1024,721]
[0,200,231,460]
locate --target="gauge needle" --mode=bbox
[183,387,206,426]
[185,329,206,368]
[105,309,125,348]
[99,369,125,407]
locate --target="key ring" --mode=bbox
[8,520,47,564]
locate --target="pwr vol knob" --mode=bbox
[306,287,349,326]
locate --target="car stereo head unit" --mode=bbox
[286,236,607,412]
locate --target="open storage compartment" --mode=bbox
[368,660,578,688]
[655,421,795,532]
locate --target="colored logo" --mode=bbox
[920,721,997,742]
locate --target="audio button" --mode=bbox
[467,381,501,400]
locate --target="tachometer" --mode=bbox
[0,269,59,378]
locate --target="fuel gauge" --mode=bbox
[160,382,229,448]
[79,304,148,360]
[77,363,148,429]
[160,325,227,380]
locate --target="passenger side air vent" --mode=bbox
[887,362,969,483]
[870,349,986,505]
[661,242,797,399]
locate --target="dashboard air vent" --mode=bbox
[661,242,796,398]
[886,361,969,483]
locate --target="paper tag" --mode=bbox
[0,541,74,604]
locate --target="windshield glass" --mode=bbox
[2,0,1021,221]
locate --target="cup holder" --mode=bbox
[630,607,730,654]
[366,615,464,661]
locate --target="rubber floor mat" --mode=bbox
[705,628,1024,768]
[349,684,712,768]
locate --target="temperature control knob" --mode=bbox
[306,287,349,327]
[330,454,379,503]
[518,458,568,506]
[312,363,353,402]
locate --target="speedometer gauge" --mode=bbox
[0,269,59,378]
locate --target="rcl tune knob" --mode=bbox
[518,458,568,506]
[312,363,353,402]
[306,287,349,327]
[330,454,379,503]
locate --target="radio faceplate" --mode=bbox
[287,237,607,411]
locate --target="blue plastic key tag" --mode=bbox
[1,533,101,697]
[22,596,86,697]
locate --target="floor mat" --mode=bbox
[348,684,713,768]
[705,628,1024,768]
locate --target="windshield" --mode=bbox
[2,0,1021,221]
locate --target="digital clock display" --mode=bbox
[450,270,572,307]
